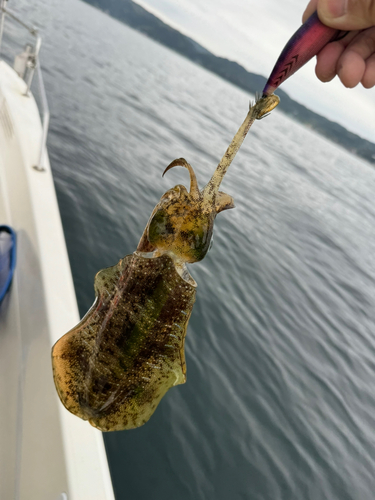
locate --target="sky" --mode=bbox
[135,0,375,144]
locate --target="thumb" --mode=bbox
[317,0,375,30]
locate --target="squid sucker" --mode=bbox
[52,94,280,431]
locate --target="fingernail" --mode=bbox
[323,0,348,19]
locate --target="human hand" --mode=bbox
[303,0,375,88]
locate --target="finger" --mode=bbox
[314,30,358,81]
[315,41,346,81]
[335,29,361,48]
[344,27,375,59]
[302,0,318,23]
[362,53,375,88]
[317,0,375,30]
[337,27,375,87]
[338,52,366,87]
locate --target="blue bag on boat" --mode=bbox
[0,225,16,305]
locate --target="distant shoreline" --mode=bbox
[84,0,375,165]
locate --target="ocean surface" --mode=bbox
[4,0,375,498]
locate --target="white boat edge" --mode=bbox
[0,37,115,500]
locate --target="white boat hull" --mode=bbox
[0,60,114,500]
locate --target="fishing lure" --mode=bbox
[263,11,348,96]
[52,94,279,431]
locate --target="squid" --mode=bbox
[52,94,280,431]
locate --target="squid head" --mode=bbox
[138,157,235,268]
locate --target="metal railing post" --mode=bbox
[0,0,8,57]
[0,2,50,172]
[33,61,49,171]
[25,33,40,95]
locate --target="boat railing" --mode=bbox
[0,0,49,171]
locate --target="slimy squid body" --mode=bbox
[52,94,279,431]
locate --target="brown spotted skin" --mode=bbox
[52,253,196,431]
[52,94,280,432]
